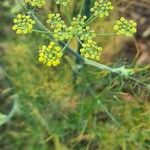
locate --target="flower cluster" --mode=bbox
[24,0,46,8]
[68,15,102,61]
[69,15,87,36]
[79,26,96,41]
[38,42,63,67]
[47,13,65,30]
[12,14,35,34]
[80,40,102,60]
[56,0,71,6]
[47,13,71,40]
[90,0,113,18]
[46,13,102,61]
[114,17,137,37]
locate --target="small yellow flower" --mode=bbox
[80,40,102,61]
[79,26,96,41]
[25,0,46,8]
[56,0,71,6]
[68,15,87,37]
[90,0,113,18]
[47,13,71,41]
[12,14,35,34]
[38,42,63,67]
[114,17,137,37]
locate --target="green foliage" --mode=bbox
[0,0,150,150]
[0,40,150,150]
[0,113,7,126]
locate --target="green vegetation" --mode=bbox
[0,0,150,149]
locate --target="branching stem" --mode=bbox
[17,0,149,88]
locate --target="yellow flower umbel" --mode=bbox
[47,13,71,41]
[68,15,87,37]
[114,17,137,37]
[90,0,113,18]
[79,26,96,41]
[25,0,46,8]
[12,14,35,34]
[80,40,102,61]
[39,42,63,67]
[56,0,71,6]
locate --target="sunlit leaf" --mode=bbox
[0,113,7,126]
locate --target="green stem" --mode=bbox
[1,98,18,126]
[84,15,97,27]
[76,36,83,45]
[33,29,51,34]
[88,85,120,126]
[73,0,92,84]
[62,40,71,52]
[84,59,115,73]
[30,13,54,41]
[63,6,72,24]
[54,135,61,150]
[29,13,132,77]
[7,99,18,120]
[17,0,149,88]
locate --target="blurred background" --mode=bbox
[0,0,150,150]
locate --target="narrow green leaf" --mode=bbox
[0,113,8,126]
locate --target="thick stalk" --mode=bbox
[73,0,92,84]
